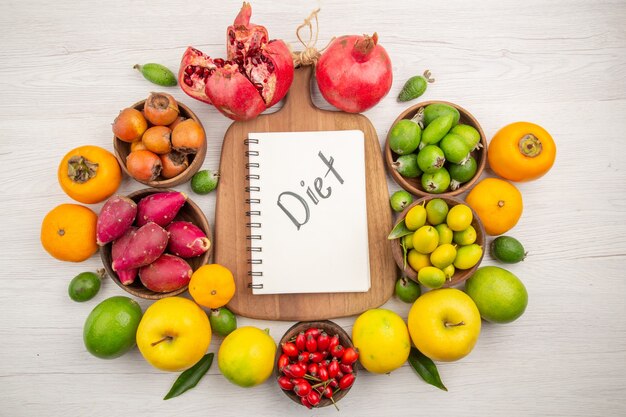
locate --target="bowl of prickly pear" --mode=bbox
[385,100,487,198]
[112,94,207,188]
[389,195,486,288]
[275,320,358,410]
[100,188,212,300]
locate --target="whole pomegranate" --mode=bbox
[178,3,294,121]
[315,33,392,113]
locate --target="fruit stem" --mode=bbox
[151,335,174,346]
[410,107,425,127]
[96,268,106,280]
[67,155,98,184]
[133,64,142,72]
[444,321,465,328]
[498,200,505,208]
[304,374,322,382]
[423,69,435,83]
[352,33,378,62]
[518,134,542,157]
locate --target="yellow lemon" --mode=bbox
[218,326,276,387]
[446,204,473,231]
[430,243,457,269]
[407,249,431,272]
[435,223,453,245]
[453,225,477,245]
[352,309,411,374]
[405,205,427,231]
[412,225,439,254]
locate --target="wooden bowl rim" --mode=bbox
[390,195,486,287]
[275,320,356,407]
[113,99,207,188]
[100,188,212,300]
[384,100,488,198]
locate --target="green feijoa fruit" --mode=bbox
[395,277,421,303]
[491,236,527,263]
[423,103,460,126]
[465,266,528,323]
[451,124,481,150]
[449,157,478,190]
[442,264,455,280]
[453,225,477,246]
[209,307,237,336]
[440,133,471,164]
[134,63,177,87]
[402,233,415,250]
[191,169,219,194]
[389,119,421,155]
[398,70,435,102]
[421,114,455,147]
[417,266,446,289]
[417,145,446,174]
[421,168,451,194]
[430,244,457,269]
[69,270,103,302]
[425,198,449,225]
[390,190,414,212]
[435,224,453,245]
[392,154,422,178]
[454,244,483,270]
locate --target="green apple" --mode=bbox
[465,266,528,323]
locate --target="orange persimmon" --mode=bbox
[465,178,523,236]
[41,204,98,262]
[488,122,556,182]
[58,145,122,204]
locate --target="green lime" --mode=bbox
[435,223,453,245]
[449,157,477,190]
[425,198,449,225]
[430,243,457,269]
[417,145,445,174]
[453,225,477,245]
[209,307,238,336]
[395,277,421,303]
[423,103,461,126]
[402,233,415,250]
[405,204,427,231]
[442,264,455,280]
[407,249,431,272]
[412,225,439,254]
[390,190,414,212]
[389,119,421,155]
[491,236,527,263]
[465,266,528,323]
[392,154,422,178]
[417,266,445,289]
[453,244,483,270]
[439,133,471,164]
[69,270,103,302]
[83,296,142,359]
[191,169,219,194]
[421,167,450,194]
[450,124,481,150]
[446,204,473,231]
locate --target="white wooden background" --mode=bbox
[1,0,625,415]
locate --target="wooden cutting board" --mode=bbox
[214,65,396,321]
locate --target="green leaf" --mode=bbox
[408,347,447,391]
[388,220,413,240]
[164,353,214,400]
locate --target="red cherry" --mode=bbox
[340,363,353,374]
[322,385,333,398]
[328,359,339,378]
[305,327,321,339]
[317,332,330,351]
[328,334,340,350]
[306,335,318,353]
[330,344,345,358]
[284,363,306,378]
[306,390,321,406]
[277,354,290,372]
[307,363,319,377]
[341,347,359,365]
[300,396,312,409]
[318,365,329,381]
[309,351,324,363]
[281,342,298,357]
[295,332,306,351]
[277,376,294,390]
[293,380,312,397]
[339,373,355,390]
[297,352,310,364]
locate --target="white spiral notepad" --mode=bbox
[245,130,371,295]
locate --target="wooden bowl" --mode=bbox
[385,100,487,198]
[391,195,486,287]
[100,188,212,300]
[275,320,357,408]
[113,99,207,188]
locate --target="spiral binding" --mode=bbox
[245,136,263,290]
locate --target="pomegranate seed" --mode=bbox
[260,54,267,63]
[323,385,333,398]
[309,352,324,363]
[183,75,193,87]
[340,363,353,374]
[254,82,264,92]
[202,68,210,78]
[185,66,194,75]
[266,61,275,73]
[328,359,339,378]
[307,390,321,407]
[330,344,345,358]
[307,363,319,377]
[295,332,306,351]
[277,354,290,371]
[341,347,359,365]
[293,380,312,397]
[306,335,318,353]
[329,334,340,350]
[317,332,330,351]
[228,30,235,44]
[195,66,203,75]
[305,328,321,339]
[214,58,225,67]
[190,47,202,55]
[297,352,310,364]
[339,373,355,390]
[318,366,329,381]
[277,376,294,390]
[300,396,312,409]
[281,342,298,357]
[237,41,244,49]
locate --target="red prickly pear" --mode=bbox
[112,222,168,271]
[136,191,186,227]
[139,254,192,292]
[96,196,137,245]
[166,221,211,258]
[111,227,138,285]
